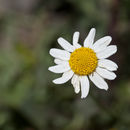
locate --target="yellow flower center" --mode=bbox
[69,47,98,75]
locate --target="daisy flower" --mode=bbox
[48,28,118,98]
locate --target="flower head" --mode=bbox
[48,28,118,99]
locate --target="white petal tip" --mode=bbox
[49,49,55,56]
[48,67,52,72]
[106,36,112,43]
[113,45,117,54]
[91,28,96,32]
[113,75,117,80]
[49,49,52,55]
[92,28,96,30]
[114,63,118,69]
[57,37,62,42]
[105,87,108,91]
[52,79,62,84]
[106,36,112,40]
[109,36,112,40]
[48,66,58,73]
[114,68,118,71]
[115,45,117,50]
[74,31,79,34]
[111,74,117,80]
[100,87,108,91]
[81,96,86,99]
[75,89,80,94]
[52,80,57,84]
[81,94,88,99]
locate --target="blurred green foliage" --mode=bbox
[0,0,130,130]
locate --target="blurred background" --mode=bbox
[0,0,130,130]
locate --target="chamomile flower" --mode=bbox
[48,28,118,98]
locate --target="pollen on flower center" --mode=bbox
[69,47,98,75]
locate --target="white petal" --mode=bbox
[79,76,90,99]
[96,67,116,80]
[97,45,117,59]
[74,81,80,94]
[71,74,80,94]
[58,37,75,52]
[93,36,112,52]
[48,62,70,73]
[53,70,74,84]
[71,74,77,85]
[54,59,62,64]
[54,59,67,65]
[98,59,118,71]
[49,48,70,60]
[84,28,96,48]
[73,32,81,48]
[89,72,108,90]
